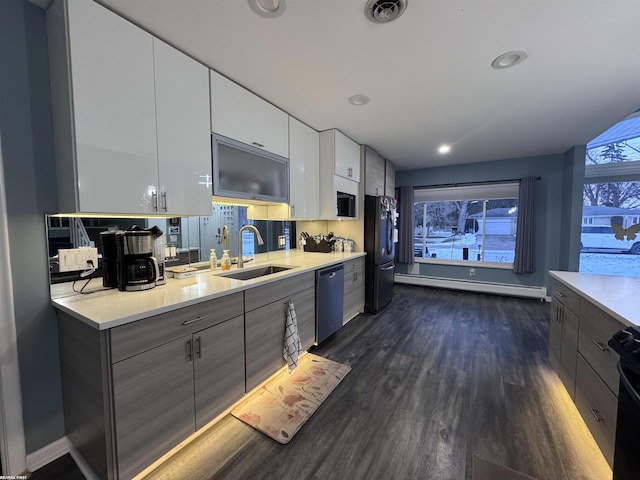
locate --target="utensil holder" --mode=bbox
[303,238,332,253]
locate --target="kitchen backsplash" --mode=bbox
[46,206,293,283]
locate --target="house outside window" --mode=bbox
[580,112,640,277]
[413,183,519,266]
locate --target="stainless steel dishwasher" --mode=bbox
[316,264,345,344]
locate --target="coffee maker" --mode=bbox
[115,230,159,292]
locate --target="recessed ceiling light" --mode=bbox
[248,0,286,18]
[348,94,370,106]
[438,144,451,154]
[491,50,528,69]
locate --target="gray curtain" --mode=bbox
[395,185,414,265]
[514,176,536,273]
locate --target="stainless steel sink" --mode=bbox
[217,265,294,281]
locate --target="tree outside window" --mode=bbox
[580,113,640,277]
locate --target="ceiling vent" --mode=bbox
[365,0,408,24]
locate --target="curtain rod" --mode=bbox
[412,176,541,190]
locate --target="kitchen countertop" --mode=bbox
[549,270,639,327]
[51,250,366,330]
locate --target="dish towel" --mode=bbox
[283,300,302,372]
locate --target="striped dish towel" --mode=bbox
[283,300,302,372]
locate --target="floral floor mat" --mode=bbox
[231,353,351,444]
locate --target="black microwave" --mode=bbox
[336,191,356,217]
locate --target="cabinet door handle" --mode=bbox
[152,191,158,212]
[252,141,264,148]
[162,192,168,212]
[591,339,608,352]
[182,316,207,325]
[588,404,603,422]
[196,337,202,359]
[186,339,193,361]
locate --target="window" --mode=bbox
[580,113,640,277]
[413,183,519,265]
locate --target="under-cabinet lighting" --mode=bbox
[48,213,176,219]
[211,199,252,207]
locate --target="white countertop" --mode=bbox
[549,270,639,327]
[51,250,366,330]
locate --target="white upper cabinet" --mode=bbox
[319,129,361,219]
[288,117,319,219]
[153,39,212,216]
[246,116,318,220]
[48,0,212,216]
[49,0,158,214]
[210,70,289,158]
[321,129,360,181]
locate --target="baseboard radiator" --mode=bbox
[394,274,548,300]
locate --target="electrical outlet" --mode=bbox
[58,247,98,272]
[469,268,476,277]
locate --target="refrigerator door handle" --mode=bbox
[380,264,395,271]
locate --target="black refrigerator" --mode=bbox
[364,195,397,313]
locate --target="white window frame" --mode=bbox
[413,182,520,268]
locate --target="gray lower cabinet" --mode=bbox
[343,257,364,324]
[245,271,315,392]
[549,279,624,468]
[57,293,245,480]
[112,336,195,480]
[193,315,245,429]
[574,354,618,466]
[549,281,580,399]
[112,314,245,478]
[549,296,563,373]
[57,269,329,478]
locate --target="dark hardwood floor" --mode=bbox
[31,285,611,480]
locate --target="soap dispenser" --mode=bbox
[221,250,231,271]
[209,249,217,271]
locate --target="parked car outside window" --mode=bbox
[580,225,640,254]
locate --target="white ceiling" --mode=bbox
[43,0,640,171]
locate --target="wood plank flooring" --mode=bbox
[31,285,612,480]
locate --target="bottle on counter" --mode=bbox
[209,249,217,271]
[221,250,231,271]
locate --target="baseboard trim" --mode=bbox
[25,436,70,472]
[395,274,548,300]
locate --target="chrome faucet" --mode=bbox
[238,225,264,268]
[221,225,230,251]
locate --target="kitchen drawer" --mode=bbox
[552,280,580,315]
[244,271,315,312]
[110,292,244,363]
[574,354,618,467]
[578,299,624,394]
[343,257,363,273]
